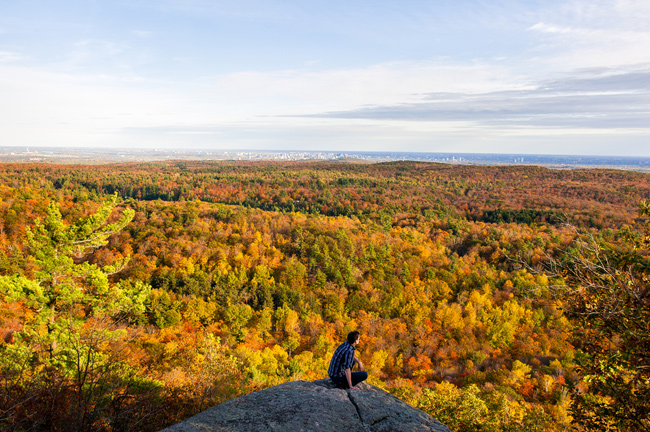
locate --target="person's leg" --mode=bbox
[350,371,368,387]
[331,376,348,389]
[332,372,368,388]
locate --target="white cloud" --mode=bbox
[2,0,649,155]
[65,39,131,69]
[0,51,28,63]
[529,23,578,34]
[132,30,153,38]
[299,67,650,131]
[0,64,194,147]
[204,60,524,116]
[528,0,650,70]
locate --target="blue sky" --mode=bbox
[1,1,649,155]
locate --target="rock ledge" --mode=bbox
[161,379,452,432]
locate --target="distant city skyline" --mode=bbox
[2,146,650,172]
[1,1,649,156]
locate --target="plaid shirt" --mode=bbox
[327,341,356,378]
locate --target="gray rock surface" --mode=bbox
[161,379,453,432]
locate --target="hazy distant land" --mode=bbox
[1,146,649,172]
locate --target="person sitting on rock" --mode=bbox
[327,330,368,389]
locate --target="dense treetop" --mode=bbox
[1,160,648,431]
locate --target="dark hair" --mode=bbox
[347,331,360,344]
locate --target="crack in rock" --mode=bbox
[346,390,371,431]
[161,380,453,432]
[346,390,364,422]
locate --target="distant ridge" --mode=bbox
[1,146,649,170]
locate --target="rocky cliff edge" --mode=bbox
[161,379,453,432]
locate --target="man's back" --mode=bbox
[327,331,368,389]
[328,341,355,378]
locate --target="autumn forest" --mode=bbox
[1,160,649,432]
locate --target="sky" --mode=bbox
[1,0,649,156]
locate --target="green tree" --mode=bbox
[224,302,253,342]
[0,196,155,432]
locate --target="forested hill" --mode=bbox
[1,161,649,432]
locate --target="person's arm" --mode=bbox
[354,355,364,371]
[344,367,353,388]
